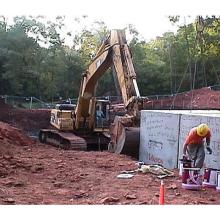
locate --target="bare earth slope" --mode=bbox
[0,97,220,204]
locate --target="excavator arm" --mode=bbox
[74,29,148,157]
[74,36,111,130]
[75,29,144,130]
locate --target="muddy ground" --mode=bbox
[0,97,220,205]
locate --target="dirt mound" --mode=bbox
[0,99,51,132]
[188,87,220,108]
[0,121,35,180]
[146,87,220,109]
[0,110,219,204]
[0,92,220,204]
[0,121,34,146]
[4,109,51,131]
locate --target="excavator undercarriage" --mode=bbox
[39,129,109,151]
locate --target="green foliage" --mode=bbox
[0,16,86,101]
[0,15,220,102]
[129,16,220,95]
[73,19,109,63]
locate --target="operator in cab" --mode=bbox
[96,106,104,127]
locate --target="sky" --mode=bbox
[0,0,219,41]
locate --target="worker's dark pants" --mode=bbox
[187,143,205,168]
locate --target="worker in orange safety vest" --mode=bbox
[183,123,212,168]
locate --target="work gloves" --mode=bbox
[206,146,212,154]
[182,154,188,161]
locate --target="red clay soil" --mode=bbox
[0,98,51,132]
[146,87,220,109]
[0,122,220,204]
[109,87,220,111]
[0,122,35,146]
[1,92,220,205]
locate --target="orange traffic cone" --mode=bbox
[159,180,165,205]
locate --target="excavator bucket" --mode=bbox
[108,116,140,158]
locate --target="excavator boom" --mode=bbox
[75,29,146,126]
[74,29,148,157]
[39,29,148,156]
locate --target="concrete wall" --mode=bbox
[140,110,220,169]
[139,111,180,169]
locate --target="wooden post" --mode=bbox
[30,97,33,109]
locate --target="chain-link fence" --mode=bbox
[1,84,220,110]
[0,95,80,109]
[1,95,52,109]
[144,85,220,110]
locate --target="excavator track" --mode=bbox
[39,129,87,150]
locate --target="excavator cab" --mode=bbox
[94,99,110,131]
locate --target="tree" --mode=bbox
[1,15,220,102]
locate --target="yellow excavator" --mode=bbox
[39,29,148,157]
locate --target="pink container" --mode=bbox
[203,168,218,188]
[182,168,202,190]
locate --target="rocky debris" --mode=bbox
[3,198,15,204]
[53,182,64,188]
[208,197,216,201]
[195,200,209,204]
[5,180,26,187]
[0,168,8,177]
[154,193,160,197]
[100,197,120,204]
[72,190,88,199]
[124,194,137,200]
[31,164,44,173]
[166,183,178,190]
[175,192,181,196]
